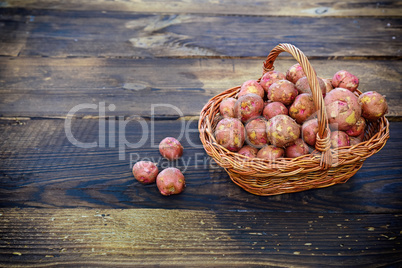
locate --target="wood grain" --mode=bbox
[0,57,401,119]
[0,208,401,267]
[0,8,401,58]
[3,0,402,17]
[1,1,401,267]
[1,119,401,212]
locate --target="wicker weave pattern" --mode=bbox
[198,43,390,196]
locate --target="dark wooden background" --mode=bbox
[0,0,401,266]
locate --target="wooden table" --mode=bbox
[0,1,401,266]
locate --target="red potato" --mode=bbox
[289,93,316,124]
[238,80,265,99]
[324,87,362,131]
[132,161,159,184]
[263,101,288,120]
[286,63,306,84]
[301,118,319,146]
[234,93,264,123]
[359,91,388,121]
[295,76,326,97]
[330,131,350,148]
[285,138,309,158]
[245,117,268,148]
[332,70,359,92]
[266,115,300,148]
[345,117,366,137]
[159,137,183,160]
[321,78,334,94]
[259,70,286,93]
[215,117,245,152]
[257,145,285,160]
[238,145,259,158]
[156,167,185,196]
[268,80,298,106]
[219,97,236,118]
[349,132,365,146]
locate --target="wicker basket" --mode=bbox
[198,43,390,196]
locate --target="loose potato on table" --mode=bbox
[132,161,159,184]
[159,137,184,160]
[156,167,185,196]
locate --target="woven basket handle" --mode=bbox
[263,43,332,168]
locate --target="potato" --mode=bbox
[285,138,309,158]
[234,93,264,123]
[263,101,288,120]
[286,63,306,84]
[156,167,185,196]
[321,77,334,94]
[349,132,365,146]
[159,137,183,160]
[359,91,388,121]
[330,130,350,148]
[259,70,286,93]
[238,80,265,99]
[219,97,236,118]
[295,76,326,97]
[215,117,245,152]
[132,161,159,184]
[301,118,319,146]
[245,117,268,148]
[266,115,300,147]
[332,70,359,92]
[324,87,362,131]
[345,117,366,137]
[289,93,316,124]
[238,145,259,158]
[257,145,284,160]
[268,80,298,106]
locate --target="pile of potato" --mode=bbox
[215,64,388,160]
[132,137,186,196]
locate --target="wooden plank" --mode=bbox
[0,57,401,119]
[0,119,401,212]
[0,8,401,58]
[0,208,401,267]
[3,0,402,17]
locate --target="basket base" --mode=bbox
[226,161,364,196]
